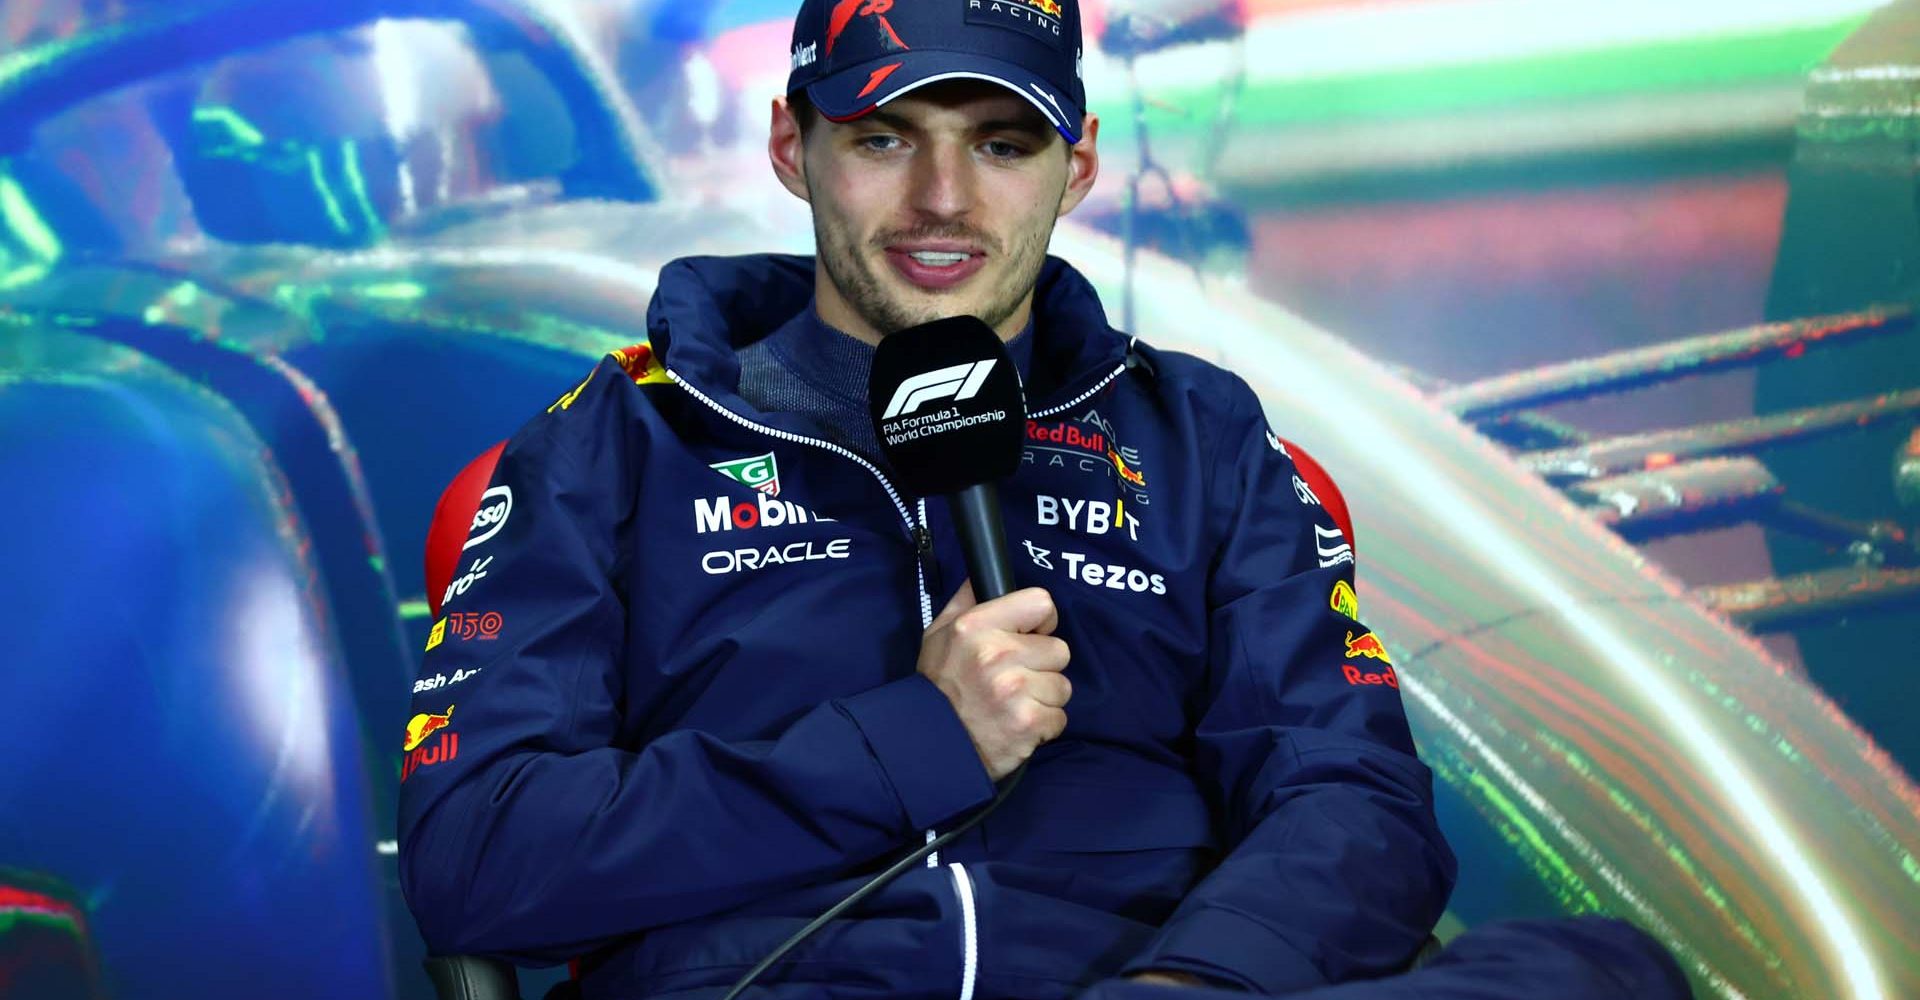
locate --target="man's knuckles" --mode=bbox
[988,669,1027,703]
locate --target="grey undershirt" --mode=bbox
[735,305,1035,463]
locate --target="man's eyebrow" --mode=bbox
[862,109,915,131]
[856,108,1054,139]
[977,117,1054,138]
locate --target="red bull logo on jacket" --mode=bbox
[404,706,455,752]
[1026,418,1105,454]
[1344,630,1391,664]
[1341,663,1398,689]
[402,707,459,782]
[609,343,670,385]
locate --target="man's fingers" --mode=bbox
[1027,670,1072,709]
[1038,706,1068,744]
[963,587,1059,636]
[931,579,979,629]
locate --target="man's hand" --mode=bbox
[918,582,1071,781]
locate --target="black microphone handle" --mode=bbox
[951,482,1016,602]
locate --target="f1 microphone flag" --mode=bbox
[880,360,998,419]
[868,316,1025,497]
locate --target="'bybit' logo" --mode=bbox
[882,360,998,419]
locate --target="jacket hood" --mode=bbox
[644,253,1132,404]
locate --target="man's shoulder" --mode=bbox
[1119,338,1263,424]
[511,341,678,469]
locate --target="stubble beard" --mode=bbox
[811,188,1060,337]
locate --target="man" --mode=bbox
[399,0,1690,995]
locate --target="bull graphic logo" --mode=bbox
[609,343,669,385]
[1344,631,1392,665]
[1108,449,1146,488]
[403,706,455,752]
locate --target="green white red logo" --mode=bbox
[710,452,780,496]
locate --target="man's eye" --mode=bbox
[984,140,1027,159]
[859,135,902,152]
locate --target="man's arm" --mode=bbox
[1120,377,1457,992]
[398,357,996,961]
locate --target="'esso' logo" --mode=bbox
[465,486,512,550]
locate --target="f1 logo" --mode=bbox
[881,360,997,419]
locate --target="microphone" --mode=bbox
[868,315,1027,601]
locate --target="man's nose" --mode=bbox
[908,141,975,220]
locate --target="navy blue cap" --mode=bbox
[785,0,1086,143]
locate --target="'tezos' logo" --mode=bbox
[882,360,997,419]
[966,0,1065,43]
[1022,538,1165,594]
[695,492,834,534]
[401,706,458,781]
[711,453,780,497]
[467,486,512,550]
[1314,525,1353,568]
[827,0,908,56]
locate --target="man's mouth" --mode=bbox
[906,250,972,268]
[885,244,988,290]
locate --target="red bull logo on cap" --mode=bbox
[1344,630,1392,665]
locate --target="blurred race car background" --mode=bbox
[2,1,1917,998]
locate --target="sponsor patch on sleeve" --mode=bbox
[1330,580,1359,620]
[609,342,670,385]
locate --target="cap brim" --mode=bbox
[807,51,1083,144]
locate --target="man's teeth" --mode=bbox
[908,251,971,267]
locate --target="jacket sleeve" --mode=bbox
[396,356,995,962]
[1120,376,1457,991]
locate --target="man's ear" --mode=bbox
[768,96,811,203]
[1056,112,1100,217]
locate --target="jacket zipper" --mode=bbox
[676,358,1126,1000]
[667,369,934,627]
[1031,362,1127,421]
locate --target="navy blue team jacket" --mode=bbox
[398,253,1457,998]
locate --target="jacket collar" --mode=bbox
[645,253,1132,414]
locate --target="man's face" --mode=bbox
[770,80,1099,342]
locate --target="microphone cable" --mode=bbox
[718,761,1027,1000]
